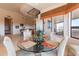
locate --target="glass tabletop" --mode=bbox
[17,40,59,53]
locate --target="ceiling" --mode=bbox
[0,3,36,20]
[0,3,24,12]
[0,3,66,19]
[28,3,55,10]
[28,3,66,13]
[0,3,66,13]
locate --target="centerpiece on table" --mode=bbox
[33,30,44,52]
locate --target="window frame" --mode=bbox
[71,17,79,39]
[55,21,64,35]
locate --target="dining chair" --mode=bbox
[57,38,68,56]
[41,38,68,56]
[3,36,16,56]
[3,36,35,56]
[50,32,54,40]
[23,29,32,40]
[50,32,63,41]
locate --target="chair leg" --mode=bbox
[56,50,58,56]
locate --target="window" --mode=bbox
[55,22,64,35]
[71,18,79,39]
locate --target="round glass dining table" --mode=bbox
[17,40,60,56]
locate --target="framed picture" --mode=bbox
[15,26,19,29]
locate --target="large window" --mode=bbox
[71,18,79,39]
[55,22,64,35]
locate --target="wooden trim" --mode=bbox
[41,3,79,19]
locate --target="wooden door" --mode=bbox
[5,17,12,34]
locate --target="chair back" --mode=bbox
[23,29,32,40]
[3,36,16,56]
[50,32,55,40]
[57,38,68,56]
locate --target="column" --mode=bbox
[52,17,55,34]
[36,14,43,31]
[64,12,71,40]
[68,12,71,38]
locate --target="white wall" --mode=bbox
[51,17,55,34]
[0,8,34,36]
[0,19,4,36]
[72,8,79,19]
